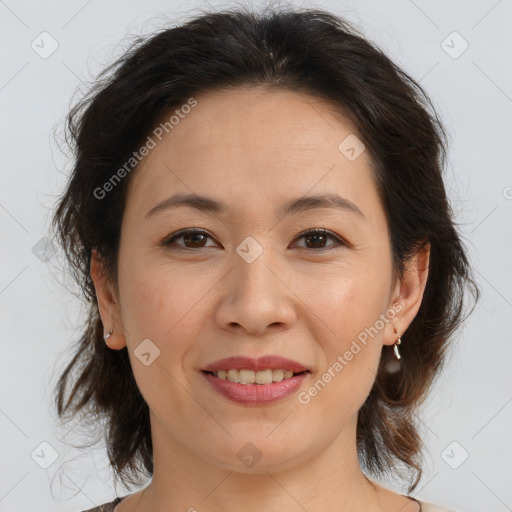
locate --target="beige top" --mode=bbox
[81,495,458,511]
[419,500,457,512]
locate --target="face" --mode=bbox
[92,86,429,474]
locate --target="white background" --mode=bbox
[1,1,511,511]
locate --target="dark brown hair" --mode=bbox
[51,5,480,494]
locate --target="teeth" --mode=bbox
[213,369,299,384]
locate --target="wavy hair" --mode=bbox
[51,5,480,494]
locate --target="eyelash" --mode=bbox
[161,228,347,252]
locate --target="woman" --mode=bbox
[51,6,479,512]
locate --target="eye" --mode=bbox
[161,229,217,250]
[161,228,346,251]
[292,228,346,251]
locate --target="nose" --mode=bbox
[214,248,297,337]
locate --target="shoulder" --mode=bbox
[79,495,127,512]
[416,498,459,512]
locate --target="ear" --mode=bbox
[90,248,127,350]
[383,241,431,346]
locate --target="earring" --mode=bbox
[104,328,113,341]
[393,335,402,360]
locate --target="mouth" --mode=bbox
[201,368,310,385]
[200,355,311,404]
[200,368,311,405]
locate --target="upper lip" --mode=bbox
[202,355,310,373]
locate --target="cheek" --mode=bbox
[116,263,204,409]
[295,260,389,335]
[121,272,190,338]
[301,274,385,419]
[118,257,213,356]
[296,264,388,388]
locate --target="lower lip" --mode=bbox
[201,371,309,405]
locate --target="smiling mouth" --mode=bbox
[202,369,309,385]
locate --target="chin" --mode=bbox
[198,437,313,474]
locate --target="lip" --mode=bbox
[201,371,310,406]
[202,355,310,373]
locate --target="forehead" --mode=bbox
[164,86,359,150]
[124,86,379,221]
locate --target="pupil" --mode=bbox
[307,233,325,249]
[186,233,205,247]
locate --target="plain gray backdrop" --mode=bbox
[1,1,511,511]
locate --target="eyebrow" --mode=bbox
[144,192,365,219]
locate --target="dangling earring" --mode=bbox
[104,328,113,341]
[393,335,402,360]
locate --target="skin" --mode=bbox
[91,86,430,512]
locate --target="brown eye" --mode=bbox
[293,229,345,250]
[162,229,216,249]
